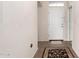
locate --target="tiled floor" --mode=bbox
[34,41,78,58]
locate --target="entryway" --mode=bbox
[36,1,78,58]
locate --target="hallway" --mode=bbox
[0,1,79,58]
[37,1,79,58]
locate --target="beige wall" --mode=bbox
[0,1,38,57]
[38,1,48,41]
[72,1,79,57]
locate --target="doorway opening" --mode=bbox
[48,1,65,42]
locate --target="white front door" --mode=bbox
[48,7,64,40]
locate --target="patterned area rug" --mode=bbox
[48,49,69,58]
[43,48,73,58]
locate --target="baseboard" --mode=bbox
[68,47,78,58]
[33,47,38,58]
